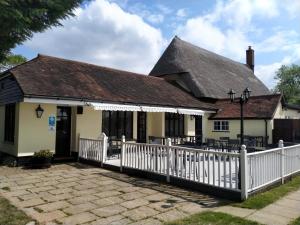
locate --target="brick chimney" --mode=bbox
[246,46,254,71]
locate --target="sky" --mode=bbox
[13,0,300,89]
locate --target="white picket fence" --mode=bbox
[78,134,300,200]
[121,141,241,192]
[78,134,108,165]
[247,141,300,192]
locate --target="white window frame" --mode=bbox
[213,120,229,131]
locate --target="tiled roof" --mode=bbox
[209,94,282,119]
[6,54,217,110]
[150,36,270,99]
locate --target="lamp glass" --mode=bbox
[36,105,44,118]
[228,89,236,102]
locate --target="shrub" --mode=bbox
[33,150,53,159]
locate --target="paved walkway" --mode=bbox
[215,189,300,225]
[0,163,223,225]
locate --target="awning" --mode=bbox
[177,108,204,116]
[87,102,205,115]
[141,106,177,113]
[88,103,141,111]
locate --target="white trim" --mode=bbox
[88,102,141,111]
[23,97,85,106]
[23,97,216,115]
[177,108,204,116]
[141,106,177,113]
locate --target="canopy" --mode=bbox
[87,102,204,115]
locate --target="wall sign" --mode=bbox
[48,115,56,131]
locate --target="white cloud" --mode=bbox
[284,0,300,18]
[256,62,283,88]
[24,0,165,73]
[147,14,164,24]
[176,9,187,18]
[175,0,300,88]
[256,30,299,53]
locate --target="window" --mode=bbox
[4,104,15,143]
[213,121,229,131]
[165,113,184,137]
[102,111,133,139]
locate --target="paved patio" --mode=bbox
[0,163,223,225]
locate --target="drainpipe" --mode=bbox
[264,119,268,147]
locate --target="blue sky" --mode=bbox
[13,0,300,88]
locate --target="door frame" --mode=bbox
[137,112,147,143]
[55,106,72,156]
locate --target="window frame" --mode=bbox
[213,120,229,132]
[102,111,133,139]
[4,103,16,143]
[165,113,185,137]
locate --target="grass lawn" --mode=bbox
[165,211,262,225]
[0,195,33,225]
[233,175,300,209]
[290,217,300,225]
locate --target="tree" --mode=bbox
[274,64,300,105]
[0,0,84,62]
[0,53,27,72]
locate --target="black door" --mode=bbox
[55,106,71,156]
[137,112,147,143]
[195,115,203,145]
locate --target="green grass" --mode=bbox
[164,211,262,225]
[0,196,33,225]
[290,217,300,225]
[233,175,300,209]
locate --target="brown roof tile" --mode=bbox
[209,94,282,119]
[8,54,216,110]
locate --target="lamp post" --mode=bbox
[228,88,251,189]
[228,87,251,145]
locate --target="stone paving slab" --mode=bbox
[0,163,223,225]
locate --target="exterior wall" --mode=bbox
[0,104,19,156]
[202,113,209,142]
[17,103,56,156]
[147,112,165,139]
[205,118,272,144]
[273,102,300,119]
[184,115,195,136]
[133,112,137,140]
[72,106,102,152]
[0,75,23,105]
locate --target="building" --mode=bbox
[0,54,216,159]
[0,37,299,161]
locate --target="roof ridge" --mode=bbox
[23,54,166,82]
[174,36,253,72]
[216,93,282,101]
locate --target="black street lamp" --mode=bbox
[228,88,251,145]
[228,88,251,190]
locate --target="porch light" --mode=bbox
[35,104,44,118]
[227,89,236,102]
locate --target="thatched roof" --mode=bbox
[150,36,270,99]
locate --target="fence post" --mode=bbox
[78,134,81,162]
[166,138,172,183]
[279,140,284,184]
[120,135,125,172]
[101,133,108,167]
[240,145,248,200]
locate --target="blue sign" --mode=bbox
[48,115,56,131]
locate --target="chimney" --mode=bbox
[246,46,254,71]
